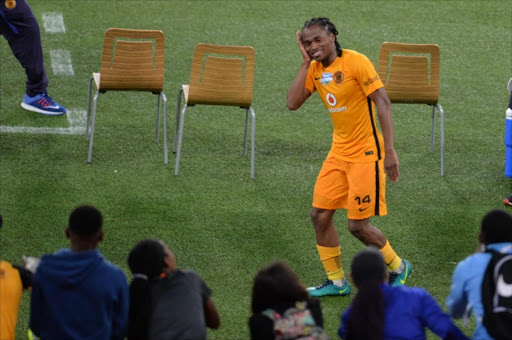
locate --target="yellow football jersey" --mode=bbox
[305,49,385,162]
[0,261,23,340]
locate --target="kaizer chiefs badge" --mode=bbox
[333,71,344,84]
[5,0,16,9]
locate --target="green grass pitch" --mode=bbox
[1,1,511,339]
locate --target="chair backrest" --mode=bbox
[187,43,255,107]
[377,42,440,105]
[99,28,164,92]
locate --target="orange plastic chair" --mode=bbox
[173,43,255,178]
[377,42,444,175]
[86,28,168,164]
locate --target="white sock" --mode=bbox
[393,260,405,274]
[332,278,347,287]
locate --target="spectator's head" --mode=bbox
[479,209,512,245]
[65,205,104,250]
[68,205,103,235]
[346,247,387,340]
[251,261,309,314]
[128,239,176,279]
[350,246,388,288]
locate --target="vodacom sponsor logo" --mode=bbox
[325,93,347,113]
[326,93,337,107]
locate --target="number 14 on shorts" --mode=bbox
[355,195,371,212]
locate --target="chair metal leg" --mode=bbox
[243,108,249,156]
[87,92,99,163]
[437,104,445,176]
[86,76,94,140]
[174,88,183,153]
[155,93,161,142]
[161,93,168,165]
[174,104,188,176]
[430,105,436,153]
[249,107,255,179]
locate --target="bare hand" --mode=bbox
[296,30,311,63]
[384,149,400,182]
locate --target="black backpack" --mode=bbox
[481,249,512,340]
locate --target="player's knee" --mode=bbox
[347,219,369,233]
[310,208,332,230]
[310,207,325,224]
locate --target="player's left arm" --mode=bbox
[369,88,399,182]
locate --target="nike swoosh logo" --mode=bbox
[46,105,61,109]
[497,274,512,297]
[339,287,349,294]
[358,207,369,212]
[400,266,409,284]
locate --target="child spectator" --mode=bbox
[339,247,468,340]
[446,209,512,339]
[249,261,327,339]
[127,239,220,340]
[29,205,129,339]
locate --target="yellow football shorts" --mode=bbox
[312,156,387,219]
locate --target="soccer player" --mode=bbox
[287,17,412,296]
[0,0,66,115]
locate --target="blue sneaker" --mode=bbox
[388,259,412,286]
[21,92,66,115]
[307,279,351,297]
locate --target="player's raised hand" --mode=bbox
[296,30,311,63]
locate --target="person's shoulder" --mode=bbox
[343,49,368,60]
[341,49,373,70]
[308,60,321,72]
[455,252,491,272]
[402,285,431,296]
[97,254,127,279]
[0,260,13,269]
[41,248,68,260]
[35,249,68,269]
[182,268,204,280]
[164,269,203,285]
[387,284,431,300]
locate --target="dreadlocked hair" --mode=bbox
[303,17,342,57]
[127,239,168,340]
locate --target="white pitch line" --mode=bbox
[0,126,77,135]
[67,108,87,134]
[42,13,66,33]
[50,50,74,76]
[0,109,86,135]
